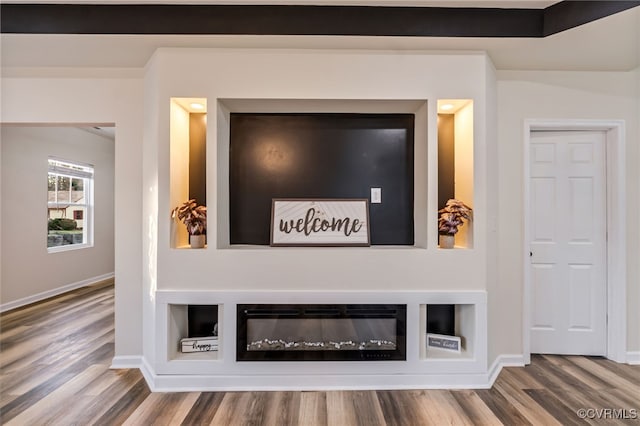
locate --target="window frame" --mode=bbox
[47,157,95,253]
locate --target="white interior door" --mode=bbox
[529,131,607,355]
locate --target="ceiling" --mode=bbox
[1,1,638,72]
[82,126,116,140]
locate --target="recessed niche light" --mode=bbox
[440,104,454,111]
[190,102,205,110]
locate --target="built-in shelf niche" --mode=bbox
[216,99,429,249]
[156,290,486,381]
[419,303,476,360]
[167,303,221,361]
[437,99,474,249]
[169,97,207,249]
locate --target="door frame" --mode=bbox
[523,119,627,364]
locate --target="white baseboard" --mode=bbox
[144,371,495,393]
[0,272,114,313]
[135,355,531,392]
[112,356,156,390]
[140,357,156,388]
[627,351,640,365]
[98,352,640,391]
[487,354,525,387]
[110,355,144,370]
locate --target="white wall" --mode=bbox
[495,70,640,361]
[147,49,493,295]
[137,49,498,381]
[169,100,190,248]
[635,65,640,354]
[0,76,144,358]
[454,102,475,248]
[1,126,114,305]
[142,60,161,367]
[484,59,500,368]
[3,48,636,376]
[0,122,2,300]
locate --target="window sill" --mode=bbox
[47,243,93,254]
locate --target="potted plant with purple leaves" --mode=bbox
[438,199,472,249]
[171,199,207,248]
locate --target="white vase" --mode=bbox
[439,234,455,249]
[190,234,206,249]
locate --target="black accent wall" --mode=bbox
[229,113,414,246]
[437,114,455,210]
[187,305,218,338]
[427,304,455,336]
[189,113,207,207]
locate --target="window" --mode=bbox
[47,158,94,251]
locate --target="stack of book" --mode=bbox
[180,336,218,353]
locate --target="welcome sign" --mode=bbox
[270,199,370,246]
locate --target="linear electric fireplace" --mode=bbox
[237,304,406,361]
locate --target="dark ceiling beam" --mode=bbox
[1,2,638,37]
[543,1,640,36]
[0,4,542,37]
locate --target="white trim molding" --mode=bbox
[111,356,156,389]
[145,372,494,392]
[627,352,640,365]
[136,354,526,392]
[0,272,114,313]
[487,354,526,387]
[110,355,144,370]
[523,119,627,364]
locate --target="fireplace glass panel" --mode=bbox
[237,304,406,361]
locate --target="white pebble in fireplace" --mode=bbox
[236,304,406,361]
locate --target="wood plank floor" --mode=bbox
[1,281,639,425]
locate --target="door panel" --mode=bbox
[530,131,606,356]
[568,177,595,241]
[568,265,593,330]
[532,264,556,329]
[532,178,556,242]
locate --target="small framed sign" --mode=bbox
[180,336,219,353]
[426,333,462,353]
[270,199,370,247]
